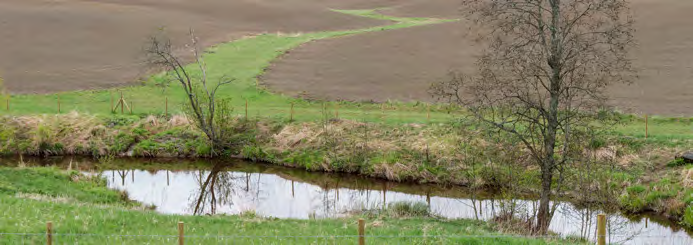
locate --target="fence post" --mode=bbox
[597,214,606,245]
[290,102,294,122]
[245,99,248,119]
[178,222,184,245]
[57,95,61,113]
[46,221,53,245]
[358,218,365,245]
[335,103,339,119]
[110,92,114,113]
[427,105,430,121]
[645,114,649,139]
[165,97,168,115]
[120,92,124,114]
[380,104,385,121]
[6,97,8,111]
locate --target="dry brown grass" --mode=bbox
[682,169,693,188]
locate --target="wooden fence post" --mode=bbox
[110,92,114,113]
[120,92,124,114]
[178,222,184,245]
[165,97,168,115]
[597,214,606,245]
[46,221,53,245]
[335,103,339,119]
[57,95,61,113]
[290,102,294,122]
[358,219,365,245]
[645,114,649,139]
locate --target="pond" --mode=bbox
[2,157,692,244]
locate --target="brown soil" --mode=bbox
[378,0,463,19]
[261,21,478,102]
[262,0,693,116]
[0,0,387,94]
[606,0,693,116]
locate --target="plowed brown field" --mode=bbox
[262,0,693,115]
[0,0,387,93]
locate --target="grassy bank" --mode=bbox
[0,167,578,244]
[1,113,693,229]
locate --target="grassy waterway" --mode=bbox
[2,157,692,244]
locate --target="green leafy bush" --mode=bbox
[385,201,431,217]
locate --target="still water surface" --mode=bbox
[4,157,693,244]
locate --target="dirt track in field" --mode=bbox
[262,0,693,116]
[0,0,389,94]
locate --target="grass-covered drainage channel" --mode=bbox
[3,157,692,244]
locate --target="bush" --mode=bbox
[385,201,431,218]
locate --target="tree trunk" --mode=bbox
[536,166,554,234]
[535,0,561,235]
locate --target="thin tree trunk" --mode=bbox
[536,167,554,234]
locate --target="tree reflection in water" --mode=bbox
[189,164,237,215]
[189,164,268,215]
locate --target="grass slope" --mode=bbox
[0,167,577,244]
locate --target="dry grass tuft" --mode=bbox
[168,115,192,128]
[681,168,693,188]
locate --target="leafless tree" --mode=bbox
[431,0,634,234]
[146,29,234,155]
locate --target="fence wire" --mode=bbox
[2,233,692,245]
[0,233,578,245]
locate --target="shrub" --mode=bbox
[385,201,431,218]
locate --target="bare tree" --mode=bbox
[432,0,634,234]
[146,29,235,155]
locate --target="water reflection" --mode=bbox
[99,166,693,244]
[2,157,692,244]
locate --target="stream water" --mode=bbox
[2,157,692,244]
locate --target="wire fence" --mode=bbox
[1,91,680,139]
[0,92,460,125]
[3,217,693,245]
[0,233,577,245]
[4,233,693,245]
